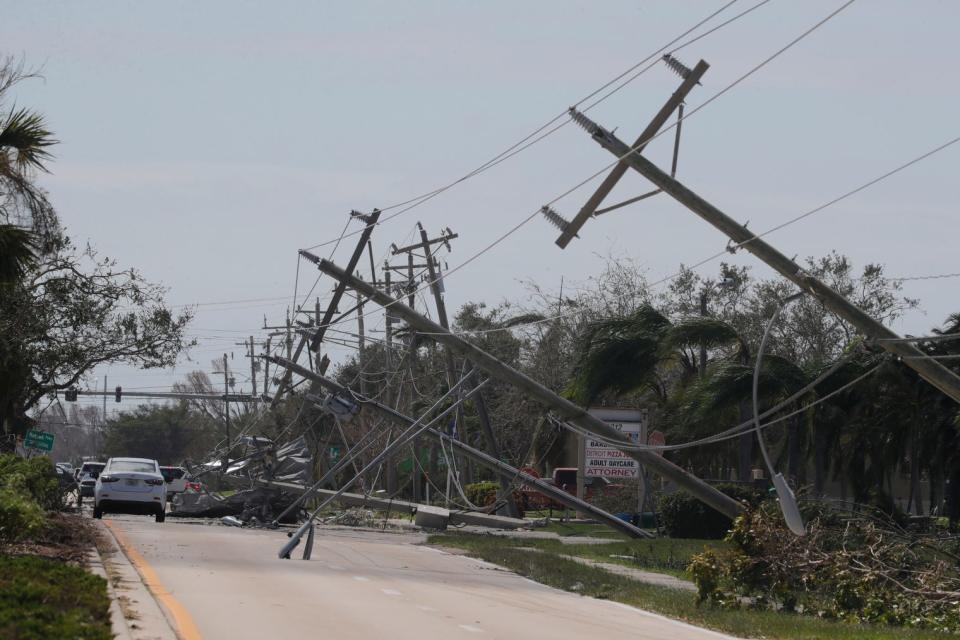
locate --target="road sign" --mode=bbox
[584,408,648,479]
[24,429,55,452]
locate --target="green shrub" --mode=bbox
[658,484,763,539]
[0,486,46,545]
[0,455,61,510]
[0,555,111,640]
[464,481,499,507]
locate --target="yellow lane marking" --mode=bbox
[105,520,204,640]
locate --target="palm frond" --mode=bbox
[0,107,57,172]
[663,316,741,353]
[565,306,670,405]
[0,223,36,283]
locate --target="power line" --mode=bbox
[890,272,960,282]
[300,0,766,252]
[301,0,858,340]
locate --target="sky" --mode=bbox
[5,0,959,415]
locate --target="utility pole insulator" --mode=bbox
[662,54,699,83]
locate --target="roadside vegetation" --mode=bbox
[0,454,111,640]
[429,531,952,640]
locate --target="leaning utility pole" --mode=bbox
[271,209,382,408]
[566,106,960,406]
[301,254,743,518]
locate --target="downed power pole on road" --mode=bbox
[265,355,651,539]
[298,252,744,519]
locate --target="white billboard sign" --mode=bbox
[584,409,648,479]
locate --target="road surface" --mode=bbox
[103,514,734,640]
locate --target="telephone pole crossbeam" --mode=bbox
[554,58,709,248]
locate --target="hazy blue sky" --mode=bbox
[5,1,958,411]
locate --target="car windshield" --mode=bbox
[82,463,105,476]
[160,468,185,482]
[109,460,157,473]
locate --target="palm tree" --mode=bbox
[0,58,58,277]
[567,305,772,480]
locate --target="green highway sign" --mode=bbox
[24,429,55,452]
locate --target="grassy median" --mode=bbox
[428,532,951,640]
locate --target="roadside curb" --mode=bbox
[86,547,133,640]
[92,520,180,640]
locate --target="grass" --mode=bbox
[0,555,112,640]
[537,519,634,539]
[441,531,721,579]
[428,533,951,640]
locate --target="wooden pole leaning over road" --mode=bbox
[265,355,651,538]
[568,108,960,406]
[300,253,744,519]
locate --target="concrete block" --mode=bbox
[414,505,450,530]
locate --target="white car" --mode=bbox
[159,466,188,500]
[93,457,167,522]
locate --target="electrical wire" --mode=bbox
[295,0,857,345]
[556,360,880,453]
[300,0,765,252]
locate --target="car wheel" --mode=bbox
[155,509,165,523]
[93,506,103,519]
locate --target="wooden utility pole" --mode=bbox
[568,106,960,406]
[553,57,709,248]
[262,337,271,398]
[301,254,743,518]
[382,266,398,493]
[271,209,383,409]
[412,222,518,515]
[222,353,231,469]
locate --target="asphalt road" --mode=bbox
[103,514,734,640]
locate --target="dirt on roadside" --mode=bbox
[4,512,97,565]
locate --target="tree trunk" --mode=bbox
[946,463,960,531]
[813,424,828,497]
[787,415,801,488]
[908,432,922,515]
[737,399,753,482]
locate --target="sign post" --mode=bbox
[23,429,55,453]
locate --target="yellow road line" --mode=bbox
[104,520,204,640]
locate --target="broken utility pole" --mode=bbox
[266,355,649,538]
[567,107,960,406]
[300,253,744,519]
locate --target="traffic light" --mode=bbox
[115,386,122,403]
[64,388,77,402]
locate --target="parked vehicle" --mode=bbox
[93,457,167,522]
[76,461,106,503]
[518,467,623,511]
[159,466,189,500]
